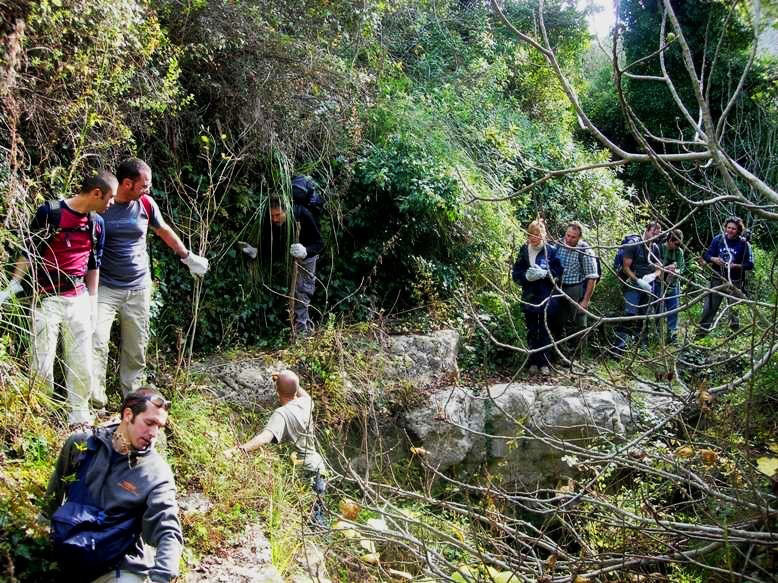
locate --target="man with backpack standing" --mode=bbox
[44,387,183,583]
[92,158,209,409]
[552,221,599,356]
[0,171,116,428]
[697,216,753,337]
[239,176,324,336]
[613,221,662,354]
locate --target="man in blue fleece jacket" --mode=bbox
[44,388,182,583]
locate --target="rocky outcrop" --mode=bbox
[404,386,485,470]
[401,382,666,487]
[184,523,282,583]
[198,330,460,410]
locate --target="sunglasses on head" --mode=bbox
[144,395,172,410]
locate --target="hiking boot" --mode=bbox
[528,365,539,375]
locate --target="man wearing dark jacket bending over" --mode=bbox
[44,388,182,583]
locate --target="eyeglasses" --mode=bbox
[144,395,172,410]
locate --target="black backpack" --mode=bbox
[612,234,642,276]
[38,199,100,255]
[291,175,326,220]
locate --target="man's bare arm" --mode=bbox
[153,225,188,258]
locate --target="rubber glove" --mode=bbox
[290,243,307,259]
[182,252,209,277]
[635,278,653,293]
[0,279,23,306]
[641,273,657,284]
[238,241,258,259]
[525,266,548,282]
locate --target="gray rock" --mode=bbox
[177,492,212,516]
[384,329,459,387]
[404,386,485,471]
[193,358,281,410]
[184,523,280,583]
[294,541,331,582]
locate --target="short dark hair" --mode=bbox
[269,197,283,210]
[668,228,684,243]
[80,170,117,196]
[646,220,662,233]
[121,387,167,420]
[116,158,150,183]
[724,216,744,235]
[565,221,584,237]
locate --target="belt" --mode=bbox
[562,282,583,288]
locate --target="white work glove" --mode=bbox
[182,252,209,277]
[635,278,653,293]
[0,279,23,306]
[525,266,548,282]
[237,241,258,260]
[641,273,657,284]
[89,295,98,333]
[290,243,307,260]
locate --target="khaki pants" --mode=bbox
[90,570,147,583]
[92,285,151,406]
[31,293,93,425]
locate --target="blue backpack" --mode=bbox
[51,436,141,581]
[612,234,642,276]
[291,175,326,220]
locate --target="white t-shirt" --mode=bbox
[263,394,325,474]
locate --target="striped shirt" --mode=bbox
[557,241,598,285]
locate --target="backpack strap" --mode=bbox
[139,194,153,220]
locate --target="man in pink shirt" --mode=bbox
[0,171,117,427]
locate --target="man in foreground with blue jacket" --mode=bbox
[44,388,182,583]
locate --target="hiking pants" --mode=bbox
[662,284,680,334]
[294,255,317,335]
[524,309,554,366]
[615,284,651,347]
[699,277,745,333]
[554,282,586,350]
[31,293,92,425]
[93,285,151,405]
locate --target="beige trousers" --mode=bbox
[92,285,151,406]
[31,293,92,425]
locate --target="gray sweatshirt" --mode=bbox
[44,425,183,582]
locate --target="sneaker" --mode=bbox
[540,366,550,376]
[528,365,539,375]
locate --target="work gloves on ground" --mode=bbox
[524,266,548,282]
[238,241,258,259]
[182,252,209,277]
[0,279,23,306]
[290,243,307,260]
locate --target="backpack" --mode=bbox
[577,242,602,285]
[291,175,326,219]
[42,200,100,253]
[612,234,642,276]
[50,436,142,582]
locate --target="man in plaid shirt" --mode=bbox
[553,221,599,354]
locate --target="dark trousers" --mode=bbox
[525,310,554,366]
[553,283,587,354]
[699,277,744,331]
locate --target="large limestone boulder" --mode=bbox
[193,358,280,410]
[383,329,459,387]
[487,384,633,487]
[404,386,485,471]
[402,382,650,487]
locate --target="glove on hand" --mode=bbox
[641,273,657,284]
[525,266,548,282]
[0,279,23,306]
[290,243,307,259]
[238,241,258,260]
[635,278,653,293]
[182,252,209,277]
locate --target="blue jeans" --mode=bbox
[662,285,680,333]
